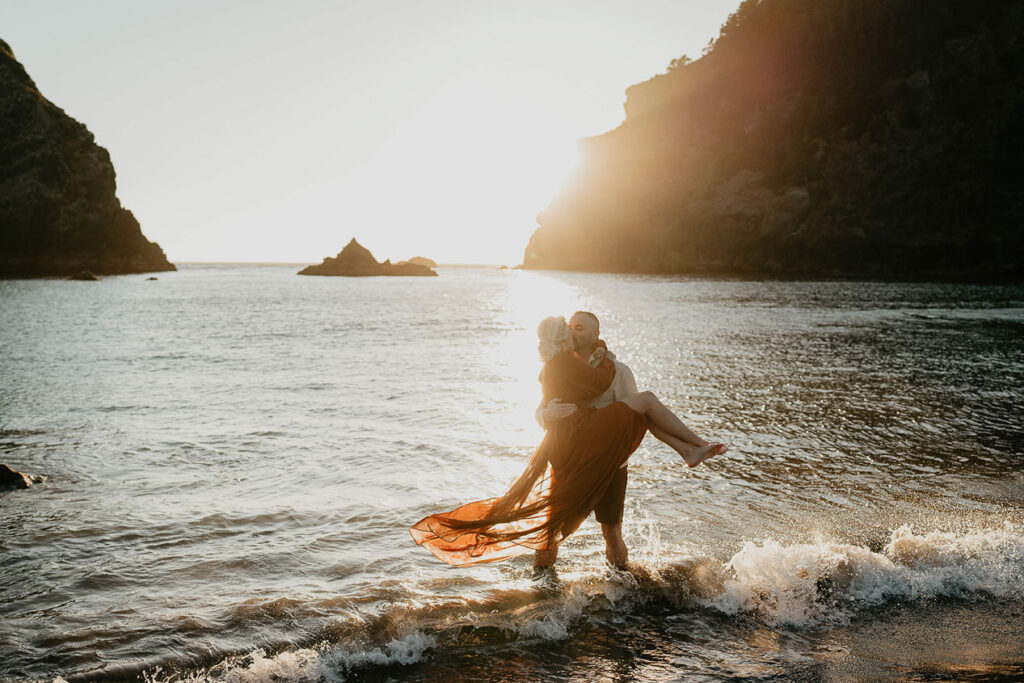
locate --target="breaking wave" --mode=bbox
[707,523,1024,626]
[138,523,1024,682]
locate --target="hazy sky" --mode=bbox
[3,1,738,264]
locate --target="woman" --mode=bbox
[410,316,725,567]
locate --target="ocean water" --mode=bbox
[1,264,1023,682]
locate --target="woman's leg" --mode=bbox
[648,425,696,458]
[624,392,725,467]
[622,391,701,442]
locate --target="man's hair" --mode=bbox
[571,310,599,330]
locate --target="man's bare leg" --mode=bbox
[534,547,557,569]
[601,523,628,569]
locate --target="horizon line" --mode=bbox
[172,260,520,267]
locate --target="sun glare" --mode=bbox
[3,1,744,264]
[489,271,583,444]
[337,72,583,265]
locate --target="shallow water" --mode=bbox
[1,265,1022,681]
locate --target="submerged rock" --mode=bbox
[0,463,33,490]
[0,38,176,278]
[67,270,99,281]
[298,238,437,277]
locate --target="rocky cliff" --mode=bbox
[298,238,437,276]
[524,0,1024,279]
[0,39,174,277]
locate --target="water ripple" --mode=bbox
[1,266,1022,680]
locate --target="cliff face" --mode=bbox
[524,0,1024,279]
[0,39,174,277]
[298,238,437,276]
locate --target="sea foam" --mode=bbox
[704,523,1024,626]
[138,523,1024,682]
[141,631,436,683]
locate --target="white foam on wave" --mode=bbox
[705,523,1024,627]
[143,631,436,683]
[140,523,1024,681]
[512,583,589,640]
[325,630,436,670]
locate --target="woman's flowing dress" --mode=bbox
[410,350,648,566]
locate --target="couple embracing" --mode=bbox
[411,311,726,569]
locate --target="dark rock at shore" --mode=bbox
[523,1,1024,280]
[298,238,437,277]
[0,463,33,490]
[0,38,175,278]
[67,270,99,281]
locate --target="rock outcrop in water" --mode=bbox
[298,238,438,277]
[0,38,175,278]
[523,0,1024,279]
[0,463,34,490]
[396,256,438,268]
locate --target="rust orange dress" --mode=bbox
[410,349,648,566]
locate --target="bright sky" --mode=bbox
[2,0,738,264]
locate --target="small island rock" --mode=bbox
[298,239,437,277]
[0,463,33,490]
[396,256,438,268]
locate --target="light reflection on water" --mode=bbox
[1,265,1023,681]
[490,270,584,449]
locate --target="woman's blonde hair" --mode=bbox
[537,315,570,362]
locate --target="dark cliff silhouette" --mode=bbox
[524,0,1024,279]
[298,238,437,276]
[0,39,175,278]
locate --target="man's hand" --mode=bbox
[543,398,578,423]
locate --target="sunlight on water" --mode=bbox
[1,267,1022,682]
[485,270,583,449]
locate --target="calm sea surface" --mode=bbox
[1,264,1023,681]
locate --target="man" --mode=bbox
[533,310,639,570]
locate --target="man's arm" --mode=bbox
[536,398,578,428]
[535,399,547,429]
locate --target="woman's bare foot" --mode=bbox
[683,442,726,467]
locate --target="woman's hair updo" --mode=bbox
[537,315,571,362]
